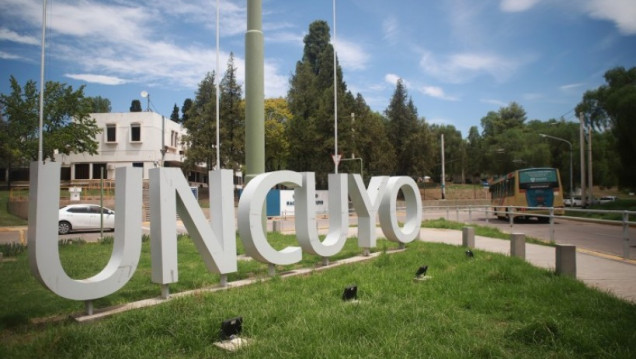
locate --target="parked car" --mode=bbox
[599,196,617,204]
[564,196,582,207]
[58,204,115,235]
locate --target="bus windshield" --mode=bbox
[518,169,558,189]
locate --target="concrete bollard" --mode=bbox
[272,220,281,233]
[556,244,576,277]
[462,227,475,248]
[510,233,526,259]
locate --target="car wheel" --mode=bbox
[59,221,72,235]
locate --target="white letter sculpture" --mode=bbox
[379,176,422,243]
[348,174,388,250]
[28,162,142,300]
[295,173,348,257]
[238,171,302,265]
[150,168,237,286]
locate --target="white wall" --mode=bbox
[57,112,187,179]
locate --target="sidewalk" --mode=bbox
[415,227,636,303]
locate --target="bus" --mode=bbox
[489,167,565,222]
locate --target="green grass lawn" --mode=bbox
[422,218,554,246]
[565,199,636,221]
[1,234,635,358]
[0,190,27,226]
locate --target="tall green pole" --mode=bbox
[245,0,265,183]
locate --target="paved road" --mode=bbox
[2,208,634,260]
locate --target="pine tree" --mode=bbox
[130,99,142,112]
[385,79,421,176]
[181,98,192,123]
[182,72,217,174]
[170,104,180,123]
[287,20,353,187]
[219,53,244,170]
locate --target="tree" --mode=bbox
[431,124,464,183]
[0,76,101,181]
[465,126,484,182]
[181,98,193,123]
[86,96,111,113]
[130,99,142,112]
[182,72,217,173]
[287,20,352,188]
[170,103,180,123]
[480,102,529,176]
[219,53,244,170]
[577,66,636,189]
[264,98,292,172]
[385,79,422,177]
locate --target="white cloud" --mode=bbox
[64,74,129,85]
[559,83,584,91]
[499,0,542,12]
[264,61,289,98]
[418,85,458,101]
[0,28,39,45]
[382,16,399,43]
[481,98,508,107]
[584,0,636,35]
[384,74,411,88]
[267,31,304,45]
[419,51,523,84]
[335,37,369,71]
[0,51,24,60]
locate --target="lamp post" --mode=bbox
[539,133,573,200]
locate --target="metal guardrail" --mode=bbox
[422,204,636,259]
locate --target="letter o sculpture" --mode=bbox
[379,176,422,244]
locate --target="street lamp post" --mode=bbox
[540,133,573,200]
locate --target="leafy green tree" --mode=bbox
[264,98,291,171]
[86,96,111,113]
[170,103,180,123]
[181,98,192,123]
[385,79,426,177]
[219,53,244,170]
[480,102,529,176]
[431,124,464,183]
[0,76,101,183]
[182,72,217,174]
[348,94,396,180]
[287,20,352,187]
[465,126,484,182]
[129,99,142,112]
[577,66,636,188]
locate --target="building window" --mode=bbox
[132,162,144,168]
[130,123,141,142]
[75,164,90,179]
[171,131,178,147]
[106,124,117,143]
[93,163,107,179]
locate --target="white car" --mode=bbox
[58,204,115,235]
[599,196,617,204]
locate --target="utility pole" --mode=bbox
[587,120,593,205]
[441,134,446,200]
[333,0,338,174]
[245,0,265,183]
[579,112,586,207]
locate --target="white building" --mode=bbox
[55,112,188,181]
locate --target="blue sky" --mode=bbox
[1,0,635,136]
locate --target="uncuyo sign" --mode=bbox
[28,162,422,301]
